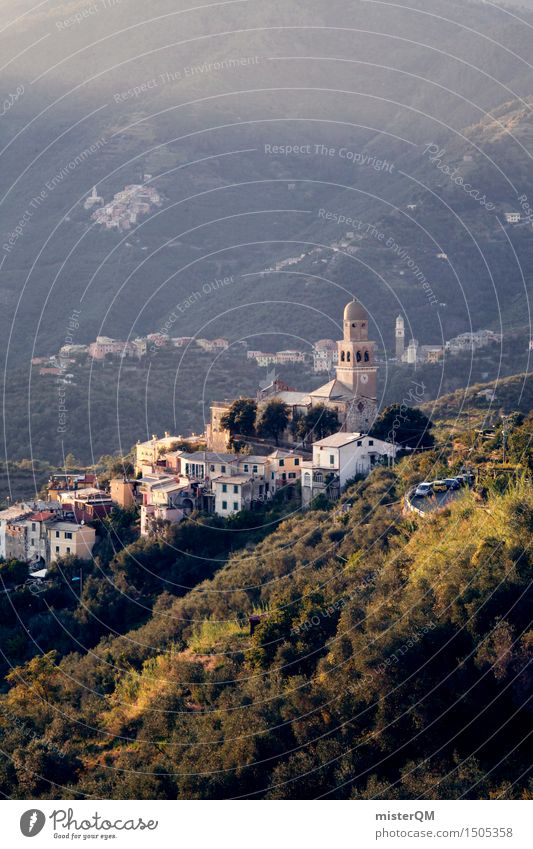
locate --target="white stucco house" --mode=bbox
[301,431,396,506]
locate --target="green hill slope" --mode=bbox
[1,462,532,799]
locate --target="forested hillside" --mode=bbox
[1,449,532,799]
[1,0,532,366]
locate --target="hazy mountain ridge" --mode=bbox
[0,0,531,371]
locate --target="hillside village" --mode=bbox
[4,298,519,585]
[3,299,404,578]
[30,311,504,382]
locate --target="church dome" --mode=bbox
[344,299,367,322]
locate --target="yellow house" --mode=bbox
[135,433,182,473]
[48,522,96,564]
[267,450,304,491]
[110,478,136,509]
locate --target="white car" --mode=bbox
[415,482,433,497]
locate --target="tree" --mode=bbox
[371,404,434,449]
[0,559,28,587]
[64,452,79,470]
[257,400,290,445]
[220,398,257,438]
[297,405,339,443]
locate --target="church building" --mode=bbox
[307,298,378,433]
[207,298,379,450]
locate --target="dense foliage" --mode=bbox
[0,451,531,799]
[220,398,258,438]
[257,400,290,445]
[371,404,434,449]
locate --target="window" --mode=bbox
[279,459,285,467]
[31,523,36,532]
[233,485,239,494]
[253,465,258,473]
[222,484,227,493]
[55,530,60,538]
[357,440,362,446]
[210,464,215,472]
[243,464,249,472]
[271,472,275,480]
[304,473,311,486]
[233,502,239,511]
[330,455,335,465]
[55,546,60,553]
[222,500,227,510]
[288,472,296,479]
[31,538,35,547]
[65,532,73,540]
[369,440,374,446]
[221,465,226,473]
[294,458,300,466]
[66,547,71,554]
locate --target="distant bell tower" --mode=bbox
[395,315,405,360]
[336,299,378,404]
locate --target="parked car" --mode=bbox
[444,478,461,490]
[432,480,448,492]
[414,482,433,497]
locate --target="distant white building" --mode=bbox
[402,338,420,365]
[313,339,338,373]
[395,316,405,361]
[505,212,521,224]
[84,186,104,210]
[197,338,229,353]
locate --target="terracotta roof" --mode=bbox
[29,511,54,522]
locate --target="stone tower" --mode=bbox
[336,300,378,431]
[395,315,405,360]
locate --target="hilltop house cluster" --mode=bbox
[32,306,503,390]
[129,426,396,535]
[7,299,401,577]
[0,472,105,572]
[0,417,397,573]
[394,315,502,365]
[83,334,230,360]
[31,335,232,374]
[86,182,162,231]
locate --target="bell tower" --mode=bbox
[336,299,378,400]
[396,315,405,360]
